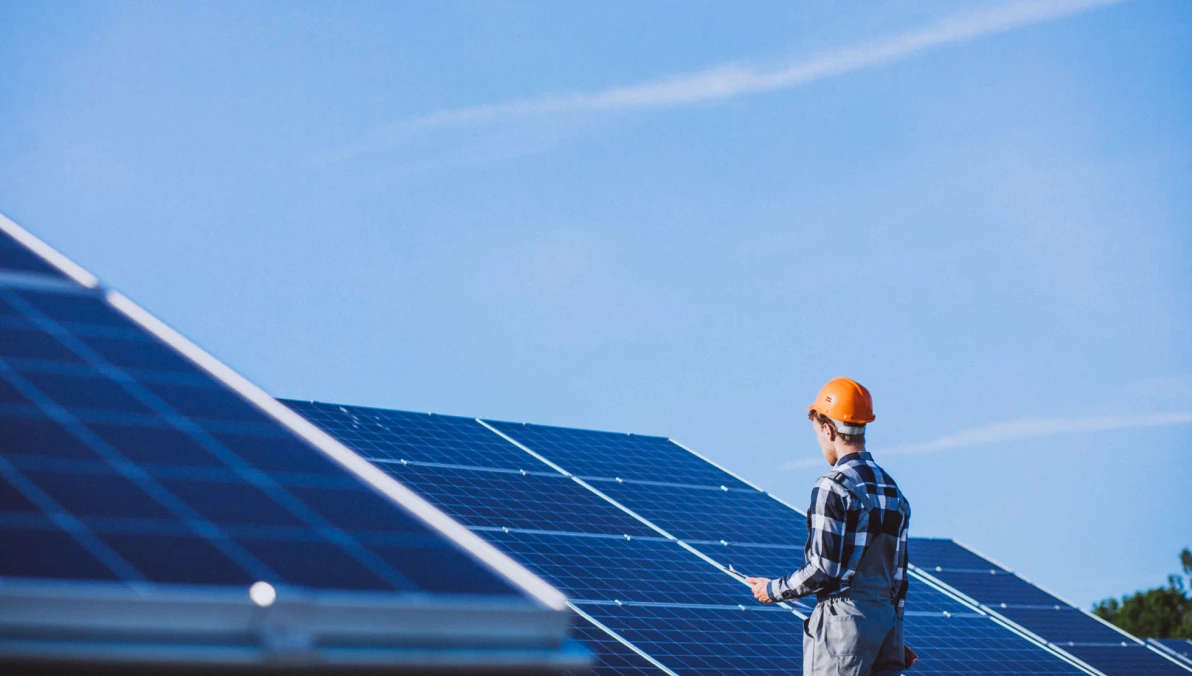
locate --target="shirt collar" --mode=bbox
[834,451,872,468]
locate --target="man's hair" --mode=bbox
[808,410,865,444]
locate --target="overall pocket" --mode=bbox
[823,614,863,657]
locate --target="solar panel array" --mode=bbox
[911,538,1192,675]
[7,213,1174,675]
[288,400,1132,675]
[0,220,577,671]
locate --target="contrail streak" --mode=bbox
[781,411,1192,469]
[337,0,1130,159]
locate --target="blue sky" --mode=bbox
[1,0,1189,608]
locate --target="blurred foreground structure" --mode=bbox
[0,215,584,673]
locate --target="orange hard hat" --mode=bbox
[806,377,875,426]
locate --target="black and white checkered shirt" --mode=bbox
[768,451,911,611]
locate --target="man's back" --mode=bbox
[813,451,911,609]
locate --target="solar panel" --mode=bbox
[930,570,1068,607]
[287,400,542,470]
[910,537,1010,572]
[588,478,808,545]
[574,602,806,674]
[482,530,754,606]
[910,538,1192,675]
[486,420,753,489]
[903,614,1086,674]
[1066,645,1192,676]
[376,462,657,536]
[997,607,1135,645]
[299,402,1118,675]
[0,217,581,672]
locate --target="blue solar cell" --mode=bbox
[19,369,157,415]
[3,415,103,460]
[484,419,753,488]
[929,570,1065,607]
[22,467,178,521]
[154,477,308,527]
[0,284,526,599]
[0,324,83,363]
[903,614,1087,674]
[589,479,808,545]
[566,620,666,675]
[482,530,753,606]
[997,607,1130,645]
[234,536,394,590]
[0,231,68,279]
[0,527,123,580]
[0,376,29,404]
[574,602,805,674]
[910,538,1009,572]
[286,400,544,471]
[86,423,228,467]
[1066,644,1192,675]
[377,463,656,536]
[100,531,257,586]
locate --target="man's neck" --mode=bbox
[832,446,867,465]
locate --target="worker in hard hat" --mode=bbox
[746,378,911,675]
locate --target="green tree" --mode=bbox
[1093,548,1192,639]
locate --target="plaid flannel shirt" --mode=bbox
[768,451,910,612]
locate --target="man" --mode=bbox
[746,377,911,675]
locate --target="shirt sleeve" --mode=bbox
[767,476,856,602]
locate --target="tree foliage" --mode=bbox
[1093,548,1192,639]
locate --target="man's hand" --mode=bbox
[745,577,776,604]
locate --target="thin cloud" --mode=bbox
[333,0,1131,161]
[781,411,1192,469]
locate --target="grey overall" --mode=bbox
[802,473,906,676]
